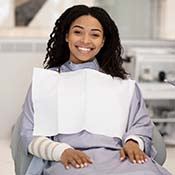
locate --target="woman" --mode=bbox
[16,5,171,175]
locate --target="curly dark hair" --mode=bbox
[44,5,128,79]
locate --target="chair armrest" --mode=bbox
[152,125,166,165]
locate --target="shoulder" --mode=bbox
[113,77,136,87]
[131,81,144,101]
[116,78,144,99]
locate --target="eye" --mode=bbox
[91,33,100,38]
[73,30,82,35]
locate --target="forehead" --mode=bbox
[70,15,103,31]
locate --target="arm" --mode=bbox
[20,85,71,160]
[20,85,92,169]
[28,136,72,161]
[120,83,154,163]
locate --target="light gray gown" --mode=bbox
[18,60,171,175]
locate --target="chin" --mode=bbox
[80,57,95,62]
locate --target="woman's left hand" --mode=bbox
[119,139,148,164]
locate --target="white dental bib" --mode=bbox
[32,68,135,139]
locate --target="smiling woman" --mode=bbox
[11,4,172,175]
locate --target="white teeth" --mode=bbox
[78,47,91,52]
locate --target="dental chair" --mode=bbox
[10,115,167,175]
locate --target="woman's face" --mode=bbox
[66,15,105,64]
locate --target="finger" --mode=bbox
[81,156,92,167]
[134,151,142,164]
[138,152,146,163]
[68,158,80,168]
[64,160,70,170]
[72,152,90,168]
[127,151,136,163]
[119,148,126,161]
[86,157,93,164]
[83,155,93,164]
[134,150,149,164]
[142,152,148,163]
[77,151,93,164]
[72,154,83,167]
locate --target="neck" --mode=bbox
[69,58,96,64]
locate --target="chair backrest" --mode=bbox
[10,115,33,175]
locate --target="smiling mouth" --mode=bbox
[77,46,93,53]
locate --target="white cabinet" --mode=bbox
[139,82,175,100]
[126,48,175,145]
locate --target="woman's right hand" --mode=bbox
[60,148,93,169]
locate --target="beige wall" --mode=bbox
[160,0,175,39]
[0,40,45,139]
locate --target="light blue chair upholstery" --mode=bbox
[11,115,32,175]
[152,125,166,165]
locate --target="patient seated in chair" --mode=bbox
[11,5,171,175]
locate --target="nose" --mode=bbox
[81,33,90,44]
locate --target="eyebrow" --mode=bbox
[71,25,102,33]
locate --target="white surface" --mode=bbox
[32,68,134,138]
[139,82,175,99]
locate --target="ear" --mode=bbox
[65,33,69,42]
[101,37,105,47]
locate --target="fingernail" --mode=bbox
[66,166,70,170]
[141,160,145,163]
[120,157,124,161]
[138,160,142,164]
[84,163,88,167]
[76,164,80,168]
[80,164,84,168]
[89,159,93,163]
[145,158,148,162]
[133,160,136,164]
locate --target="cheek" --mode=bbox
[67,37,76,48]
[66,34,76,43]
[96,40,104,50]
